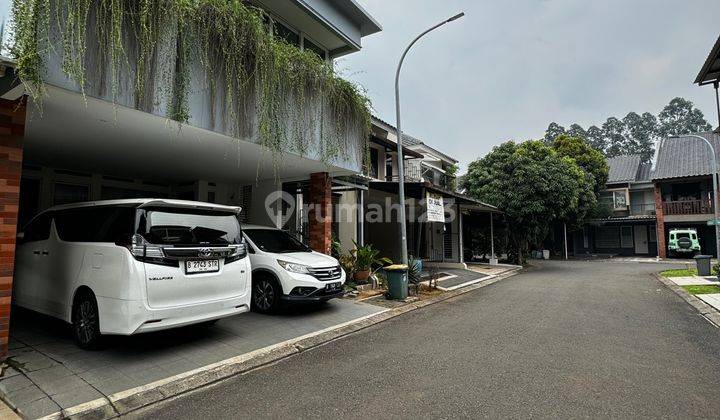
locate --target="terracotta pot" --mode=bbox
[353,270,371,282]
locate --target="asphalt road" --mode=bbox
[127,260,720,419]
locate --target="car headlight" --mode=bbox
[277,260,310,274]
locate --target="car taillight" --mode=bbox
[125,234,176,267]
[225,239,248,265]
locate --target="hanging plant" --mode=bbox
[9,0,371,170]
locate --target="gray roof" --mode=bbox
[652,132,720,180]
[607,155,642,183]
[695,35,720,85]
[636,163,652,182]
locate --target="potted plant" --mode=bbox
[352,242,379,283]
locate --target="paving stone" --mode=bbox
[26,364,74,384]
[50,384,105,409]
[6,383,47,405]
[0,374,34,394]
[37,375,89,396]
[16,396,61,419]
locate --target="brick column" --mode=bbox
[0,99,25,359]
[308,172,332,254]
[654,183,666,259]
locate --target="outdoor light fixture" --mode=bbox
[395,12,465,266]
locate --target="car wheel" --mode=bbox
[72,291,102,350]
[252,276,280,314]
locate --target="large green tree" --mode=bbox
[464,140,588,264]
[657,97,713,137]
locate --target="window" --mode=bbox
[274,22,300,47]
[385,155,393,180]
[612,190,628,209]
[369,148,379,179]
[139,209,242,246]
[244,229,310,253]
[595,226,620,248]
[303,37,326,60]
[54,183,89,206]
[23,213,52,242]
[55,206,136,242]
[620,226,633,248]
[649,227,657,242]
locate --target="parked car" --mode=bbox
[242,225,345,313]
[668,228,701,257]
[13,199,251,349]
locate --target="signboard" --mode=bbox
[707,219,720,226]
[426,192,445,223]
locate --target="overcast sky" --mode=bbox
[2,2,720,172]
[342,0,720,172]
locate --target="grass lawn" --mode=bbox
[661,268,698,277]
[682,285,720,295]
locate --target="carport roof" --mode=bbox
[369,181,501,213]
[695,35,720,85]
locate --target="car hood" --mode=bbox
[275,251,339,267]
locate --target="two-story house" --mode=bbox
[653,133,720,258]
[363,117,500,267]
[0,0,380,358]
[575,155,658,257]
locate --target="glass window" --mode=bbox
[612,191,627,209]
[55,206,136,242]
[303,37,326,60]
[621,226,633,248]
[139,208,242,246]
[595,226,620,248]
[23,213,52,242]
[54,183,89,206]
[274,22,299,46]
[369,148,379,179]
[244,229,310,253]
[649,227,657,242]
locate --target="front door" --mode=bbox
[634,225,649,254]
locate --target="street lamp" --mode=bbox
[669,134,720,272]
[395,12,465,266]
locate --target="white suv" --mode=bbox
[13,199,251,348]
[242,225,345,313]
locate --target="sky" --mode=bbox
[341,0,720,172]
[2,1,720,172]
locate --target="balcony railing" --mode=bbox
[629,203,656,216]
[663,200,713,215]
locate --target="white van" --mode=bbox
[13,199,251,348]
[242,225,345,313]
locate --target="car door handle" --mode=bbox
[41,251,49,255]
[33,250,40,255]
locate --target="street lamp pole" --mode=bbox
[670,134,720,271]
[395,12,465,266]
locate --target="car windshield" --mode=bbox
[245,229,310,253]
[138,208,242,246]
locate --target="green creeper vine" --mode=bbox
[10,0,371,169]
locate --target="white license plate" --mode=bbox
[186,260,219,274]
[326,282,341,291]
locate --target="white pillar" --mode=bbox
[489,212,498,265]
[358,189,364,246]
[564,222,568,260]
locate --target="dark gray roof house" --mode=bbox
[607,155,652,184]
[652,132,720,180]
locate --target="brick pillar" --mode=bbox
[654,183,666,259]
[308,172,332,254]
[0,99,25,359]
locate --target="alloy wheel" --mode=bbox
[254,280,275,311]
[75,300,97,345]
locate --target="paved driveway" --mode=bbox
[128,260,720,419]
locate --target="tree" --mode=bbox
[567,123,587,140]
[464,140,588,264]
[585,125,606,153]
[602,117,627,158]
[657,97,713,138]
[543,122,566,144]
[622,111,657,163]
[552,135,609,194]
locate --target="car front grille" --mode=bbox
[307,266,342,281]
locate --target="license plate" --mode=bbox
[326,282,341,292]
[186,260,219,274]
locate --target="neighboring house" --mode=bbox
[575,155,658,257]
[363,117,500,266]
[0,1,380,357]
[653,133,720,258]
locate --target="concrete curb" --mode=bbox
[654,274,720,327]
[32,267,521,420]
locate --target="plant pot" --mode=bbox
[353,270,371,282]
